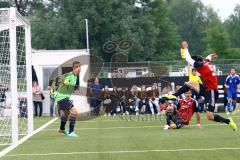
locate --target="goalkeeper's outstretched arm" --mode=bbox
[182,41,195,66]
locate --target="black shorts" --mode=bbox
[199,84,205,96]
[204,90,219,112]
[57,98,74,111]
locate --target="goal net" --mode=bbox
[0,8,33,147]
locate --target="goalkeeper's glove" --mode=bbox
[64,80,70,86]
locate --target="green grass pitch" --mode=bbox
[1,113,240,160]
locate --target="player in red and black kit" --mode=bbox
[177,91,200,126]
[170,41,237,131]
[164,91,200,129]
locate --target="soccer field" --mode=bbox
[1,113,240,160]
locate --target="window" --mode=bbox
[42,67,56,89]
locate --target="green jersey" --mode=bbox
[54,72,78,102]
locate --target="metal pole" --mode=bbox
[26,24,33,135]
[9,7,18,146]
[85,19,89,53]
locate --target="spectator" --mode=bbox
[32,81,43,117]
[138,85,149,114]
[110,86,120,115]
[47,80,55,117]
[102,85,111,116]
[161,84,172,95]
[0,85,7,116]
[89,78,103,116]
[119,87,129,115]
[128,85,139,115]
[148,83,160,115]
[0,85,6,103]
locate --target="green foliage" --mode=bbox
[202,25,230,56]
[168,0,221,55]
[0,1,12,8]
[3,0,240,61]
[224,5,240,48]
[149,0,181,60]
[224,48,240,59]
[28,0,181,62]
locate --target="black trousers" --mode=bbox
[33,101,43,117]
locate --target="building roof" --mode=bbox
[32,49,89,66]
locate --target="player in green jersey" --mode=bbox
[54,61,81,137]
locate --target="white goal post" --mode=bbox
[0,7,33,150]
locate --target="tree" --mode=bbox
[1,0,31,16]
[224,5,240,48]
[202,25,230,57]
[0,0,45,16]
[168,0,221,55]
[145,0,181,60]
[0,1,12,8]
[29,0,180,62]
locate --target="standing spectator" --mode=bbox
[47,80,55,117]
[32,81,43,117]
[225,68,240,114]
[89,78,103,116]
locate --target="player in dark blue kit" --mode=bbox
[225,68,240,114]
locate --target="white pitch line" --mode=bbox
[2,117,239,157]
[5,147,240,157]
[44,123,229,131]
[0,118,58,159]
[53,119,120,124]
[46,125,161,130]
[52,115,240,124]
